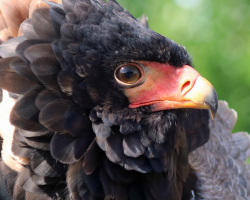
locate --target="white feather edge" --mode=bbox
[0,89,25,172]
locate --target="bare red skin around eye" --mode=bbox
[125,61,200,108]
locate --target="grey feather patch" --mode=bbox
[189,101,250,199]
[92,121,111,138]
[20,19,40,40]
[123,133,145,158]
[106,133,126,164]
[0,36,26,58]
[96,136,108,151]
[62,0,77,13]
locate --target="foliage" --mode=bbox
[117,0,250,133]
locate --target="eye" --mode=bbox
[115,64,142,84]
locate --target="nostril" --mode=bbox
[181,81,191,93]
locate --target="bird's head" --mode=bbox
[55,0,217,117]
[0,0,218,197]
[48,0,218,173]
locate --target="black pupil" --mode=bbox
[125,70,134,79]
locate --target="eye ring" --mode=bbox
[114,63,143,86]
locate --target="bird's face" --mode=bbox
[114,61,217,118]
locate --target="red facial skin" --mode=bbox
[125,61,200,108]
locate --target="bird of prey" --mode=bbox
[0,0,249,200]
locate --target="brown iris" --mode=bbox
[115,64,141,84]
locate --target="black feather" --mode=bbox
[10,57,40,83]
[30,149,67,177]
[31,8,59,41]
[119,120,138,135]
[82,140,102,175]
[39,100,70,132]
[14,90,41,122]
[35,90,59,110]
[10,90,46,132]
[99,166,129,200]
[57,69,74,95]
[148,158,164,173]
[31,174,63,185]
[0,57,40,94]
[103,157,138,184]
[64,106,92,137]
[66,161,82,200]
[30,57,61,92]
[50,132,94,164]
[24,135,52,151]
[16,40,50,64]
[25,44,55,63]
[49,8,66,37]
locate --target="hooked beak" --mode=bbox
[149,76,218,118]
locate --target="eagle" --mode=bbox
[0,0,249,200]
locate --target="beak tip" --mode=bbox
[210,109,216,120]
[208,89,218,120]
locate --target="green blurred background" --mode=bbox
[117,0,250,133]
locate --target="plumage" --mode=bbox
[10,57,40,83]
[0,37,26,58]
[25,44,55,63]
[39,101,70,132]
[92,120,112,138]
[20,19,40,40]
[64,106,92,137]
[49,6,65,37]
[0,57,40,94]
[30,149,67,177]
[18,128,49,137]
[35,90,59,110]
[31,8,58,41]
[123,132,146,158]
[0,0,249,200]
[15,39,51,64]
[11,136,32,159]
[23,134,51,151]
[82,140,102,175]
[50,132,94,164]
[57,70,74,95]
[30,57,61,92]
